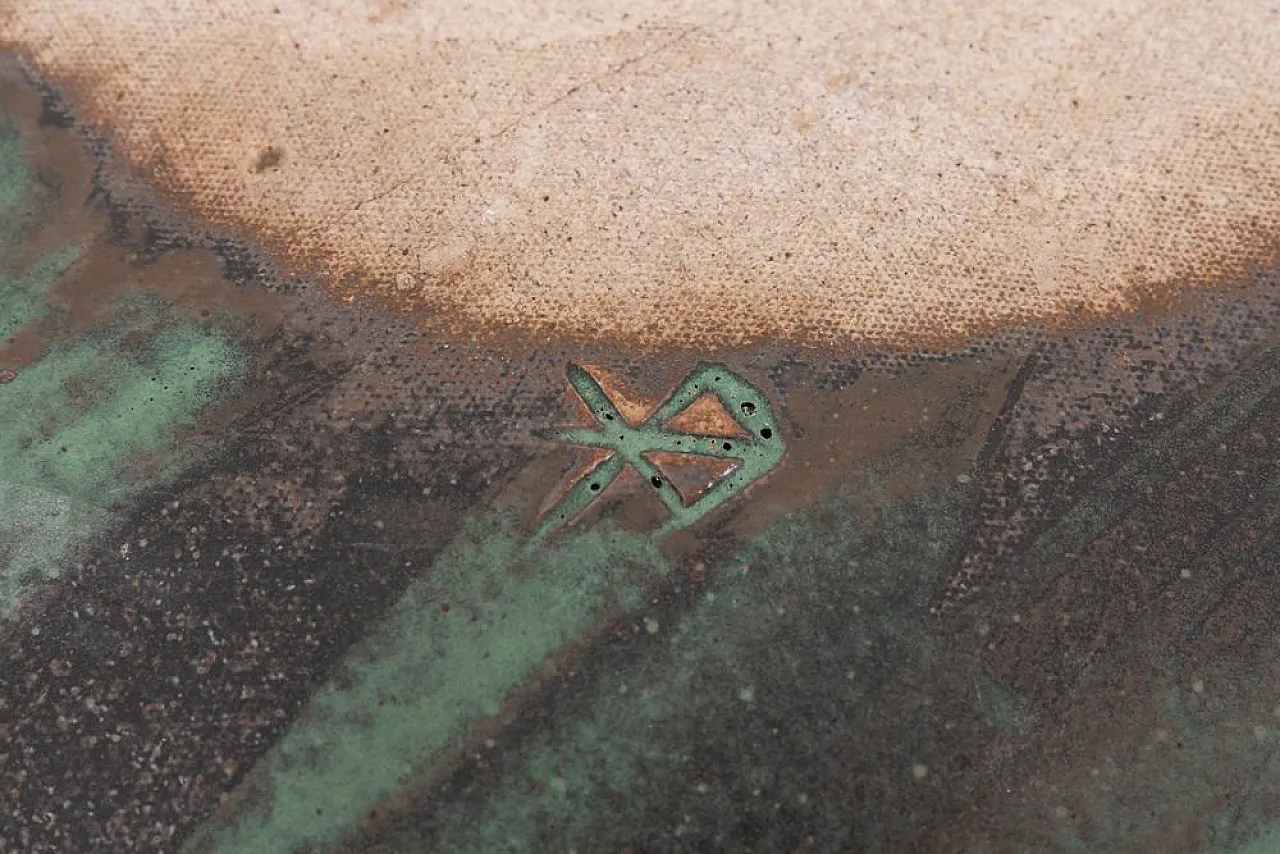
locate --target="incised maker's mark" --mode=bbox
[536,363,784,539]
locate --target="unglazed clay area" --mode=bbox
[3,0,1277,349]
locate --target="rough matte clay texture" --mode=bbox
[2,0,1279,350]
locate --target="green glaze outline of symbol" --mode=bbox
[535,363,784,540]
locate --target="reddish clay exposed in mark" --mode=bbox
[663,393,749,439]
[641,451,737,504]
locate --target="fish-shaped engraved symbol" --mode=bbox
[535,363,784,539]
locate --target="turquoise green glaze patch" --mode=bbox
[186,513,672,854]
[0,104,247,616]
[0,309,246,615]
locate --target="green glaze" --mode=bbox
[187,513,673,854]
[0,247,80,342]
[0,315,245,614]
[0,107,80,338]
[1228,826,1280,854]
[0,108,52,245]
[188,470,1018,853]
[0,111,26,226]
[433,478,996,852]
[0,104,246,616]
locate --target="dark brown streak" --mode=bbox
[932,340,1043,616]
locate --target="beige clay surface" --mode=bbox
[2,0,1277,349]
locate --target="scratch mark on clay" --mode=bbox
[479,26,702,147]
